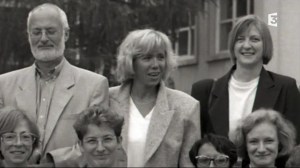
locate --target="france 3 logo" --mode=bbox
[268,13,278,27]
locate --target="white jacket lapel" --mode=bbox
[144,82,174,163]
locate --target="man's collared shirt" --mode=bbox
[35,58,65,148]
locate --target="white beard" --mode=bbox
[30,36,65,62]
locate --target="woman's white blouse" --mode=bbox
[127,97,155,167]
[229,75,259,132]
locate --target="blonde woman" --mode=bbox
[110,29,200,167]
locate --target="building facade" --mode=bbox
[172,0,300,94]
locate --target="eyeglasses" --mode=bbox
[29,29,58,39]
[195,155,229,166]
[83,136,117,148]
[1,132,36,145]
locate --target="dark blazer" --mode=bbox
[191,79,215,137]
[191,66,300,141]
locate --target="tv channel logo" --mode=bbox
[268,13,278,27]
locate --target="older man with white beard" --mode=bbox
[0,3,109,162]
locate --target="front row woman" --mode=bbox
[189,133,237,168]
[0,105,125,168]
[188,109,297,168]
[230,109,296,168]
[0,107,298,167]
[54,106,125,167]
[0,107,40,167]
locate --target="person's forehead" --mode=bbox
[84,124,115,138]
[13,119,31,133]
[237,24,261,36]
[137,42,167,55]
[29,6,62,28]
[198,143,223,156]
[247,122,277,138]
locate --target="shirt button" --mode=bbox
[40,115,44,119]
[42,98,46,101]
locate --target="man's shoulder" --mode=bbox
[71,65,105,77]
[109,85,122,100]
[109,85,121,93]
[0,66,32,81]
[69,64,107,81]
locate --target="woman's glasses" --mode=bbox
[1,132,36,145]
[83,136,117,148]
[195,155,229,166]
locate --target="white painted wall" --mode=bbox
[256,0,300,85]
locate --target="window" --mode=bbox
[173,12,197,66]
[175,26,195,57]
[216,0,254,54]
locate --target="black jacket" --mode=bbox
[191,66,300,142]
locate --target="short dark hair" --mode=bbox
[189,133,237,168]
[0,106,40,159]
[73,106,124,141]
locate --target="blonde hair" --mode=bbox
[116,29,177,83]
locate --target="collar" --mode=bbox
[213,65,270,96]
[35,58,65,80]
[223,65,267,83]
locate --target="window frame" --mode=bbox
[175,25,197,66]
[210,0,253,61]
